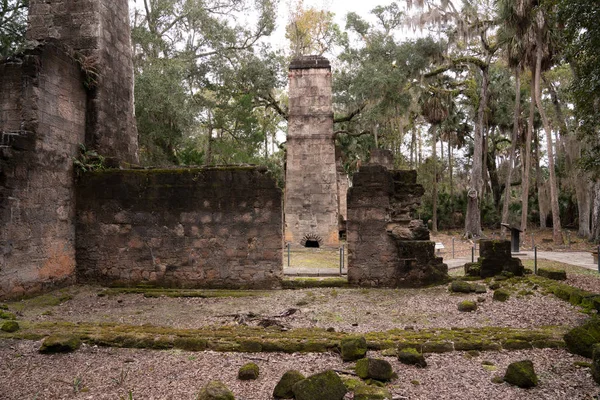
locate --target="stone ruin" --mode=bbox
[0,1,448,299]
[464,240,524,278]
[285,56,340,248]
[347,161,448,287]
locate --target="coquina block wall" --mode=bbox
[76,167,284,289]
[0,42,87,298]
[28,0,139,163]
[347,165,448,287]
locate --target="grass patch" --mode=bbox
[6,290,73,312]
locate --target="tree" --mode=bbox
[285,2,344,57]
[0,0,28,57]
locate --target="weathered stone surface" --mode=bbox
[458,300,478,312]
[273,370,305,399]
[238,362,259,380]
[564,319,600,358]
[197,380,235,400]
[493,289,510,302]
[397,347,427,367]
[449,281,474,293]
[477,240,524,278]
[355,358,394,381]
[341,336,368,361]
[292,370,347,400]
[537,268,567,281]
[39,334,81,353]
[76,167,283,289]
[285,56,339,248]
[347,165,448,287]
[503,360,538,388]
[0,42,85,300]
[28,0,139,163]
[592,344,600,384]
[353,385,392,400]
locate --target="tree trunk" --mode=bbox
[431,125,438,233]
[410,128,415,168]
[465,63,489,238]
[534,36,563,244]
[535,130,547,229]
[521,76,535,232]
[592,180,600,243]
[502,67,520,233]
[449,141,454,212]
[204,111,214,165]
[486,139,502,213]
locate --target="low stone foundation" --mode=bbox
[75,166,283,289]
[347,165,448,287]
[464,240,524,278]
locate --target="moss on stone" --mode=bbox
[474,284,487,294]
[592,344,600,385]
[449,281,474,293]
[502,339,532,350]
[355,358,394,381]
[564,319,600,358]
[274,370,305,399]
[353,385,392,400]
[292,370,347,400]
[422,341,454,353]
[398,347,427,367]
[238,362,259,380]
[537,268,567,281]
[503,360,538,388]
[341,336,367,361]
[197,380,235,400]
[173,336,208,351]
[1,320,19,333]
[39,334,81,353]
[493,289,510,302]
[340,376,363,392]
[458,300,477,312]
[491,376,505,384]
[0,310,16,320]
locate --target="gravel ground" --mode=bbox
[0,340,598,400]
[566,275,600,294]
[12,285,587,333]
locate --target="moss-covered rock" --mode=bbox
[458,300,477,312]
[0,310,16,320]
[537,268,567,281]
[0,320,19,333]
[197,380,235,400]
[355,358,394,381]
[449,281,474,293]
[503,360,538,388]
[353,385,392,400]
[292,370,347,400]
[464,263,481,277]
[238,362,259,380]
[341,336,367,361]
[273,370,305,399]
[489,282,501,290]
[397,347,427,368]
[493,289,510,302]
[592,344,600,384]
[174,337,208,351]
[564,319,600,358]
[39,334,81,354]
[474,284,487,294]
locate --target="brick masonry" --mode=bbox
[0,42,87,299]
[347,165,448,287]
[75,167,283,289]
[28,0,139,163]
[285,56,339,248]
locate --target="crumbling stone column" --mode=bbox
[285,56,339,248]
[347,165,448,287]
[27,0,139,163]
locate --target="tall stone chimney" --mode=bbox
[285,56,339,248]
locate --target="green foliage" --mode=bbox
[0,0,28,57]
[73,144,106,176]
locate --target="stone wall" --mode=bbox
[347,165,448,287]
[28,0,138,163]
[285,56,339,248]
[76,167,283,289]
[0,42,87,299]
